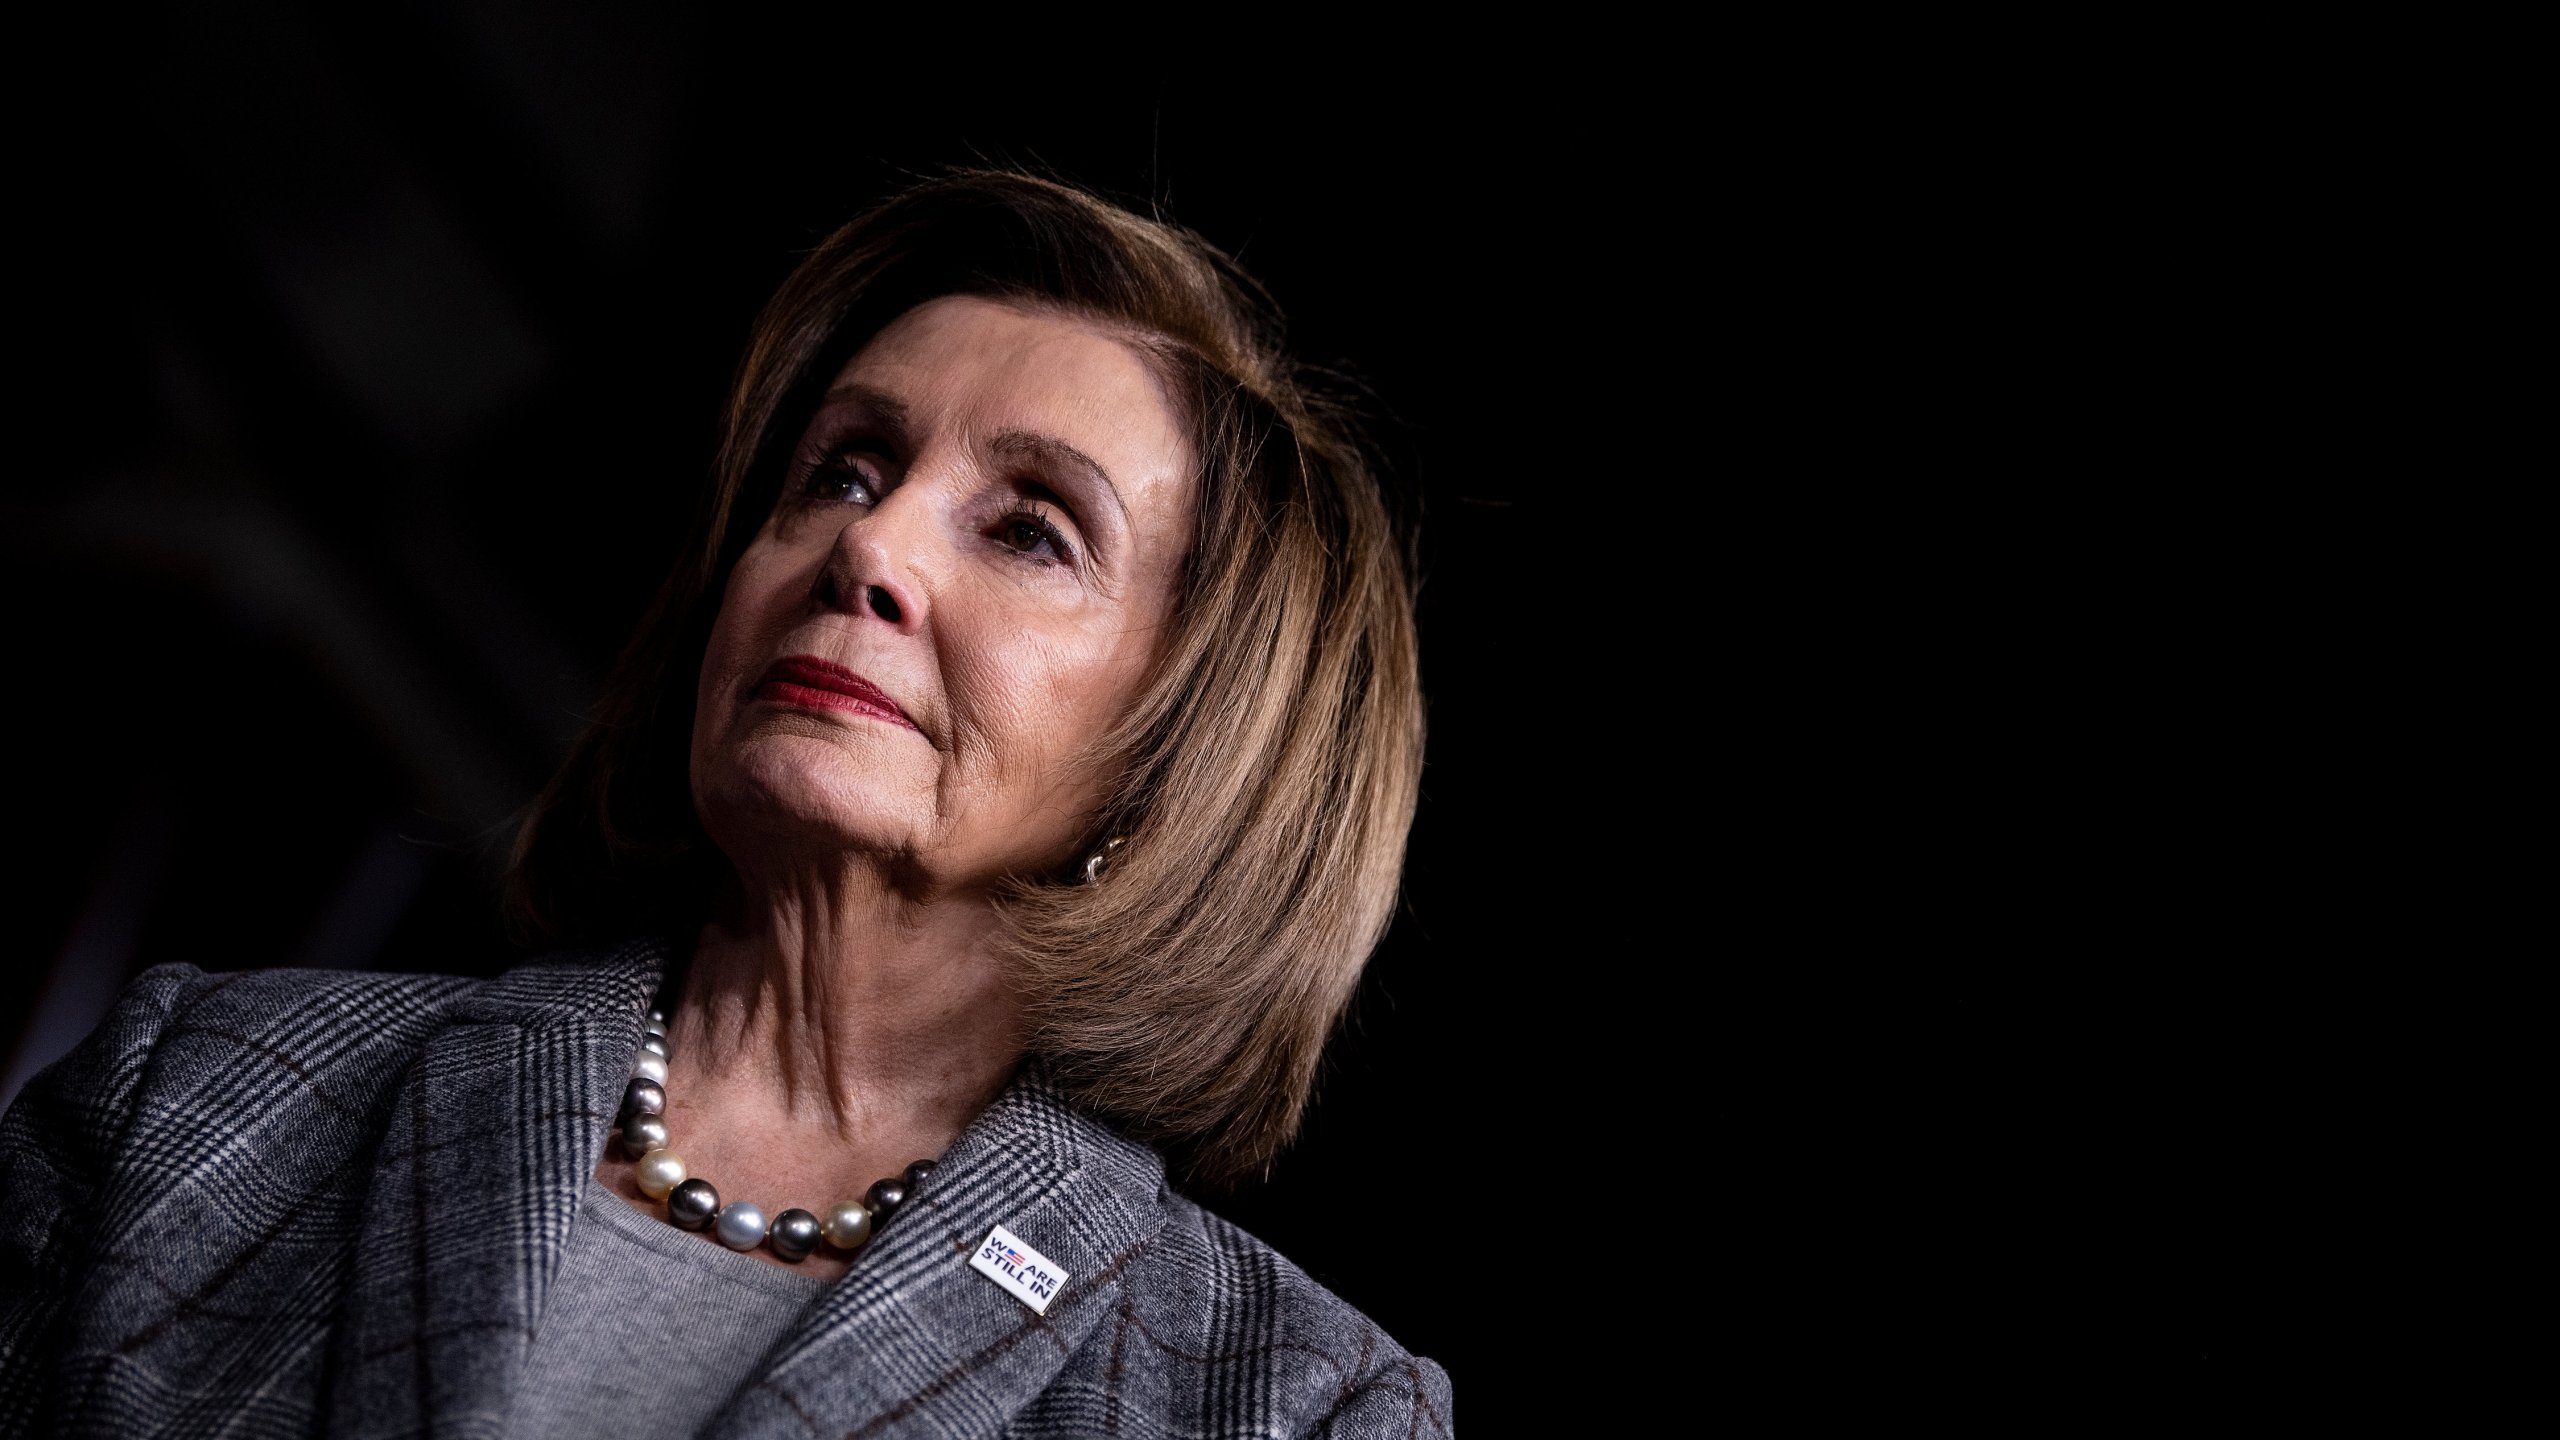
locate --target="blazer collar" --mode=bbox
[328,936,663,1440]
[328,935,1169,1440]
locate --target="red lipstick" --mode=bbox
[754,655,915,729]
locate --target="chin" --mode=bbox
[697,731,922,860]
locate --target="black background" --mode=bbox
[3,3,1601,1403]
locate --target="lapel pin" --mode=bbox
[970,1224,1067,1314]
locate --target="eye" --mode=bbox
[991,503,1075,564]
[797,451,884,506]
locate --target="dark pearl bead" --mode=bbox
[769,1208,822,1261]
[638,1033,669,1059]
[619,1113,670,1160]
[666,1178,719,1230]
[620,1078,666,1122]
[864,1177,908,1226]
[902,1159,936,1191]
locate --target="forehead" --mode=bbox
[833,295,1189,473]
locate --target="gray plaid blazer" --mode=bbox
[0,937,1451,1439]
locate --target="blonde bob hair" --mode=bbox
[507,170,1424,1188]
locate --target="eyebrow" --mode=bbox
[990,429,1129,532]
[819,382,912,436]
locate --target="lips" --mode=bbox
[754,655,916,729]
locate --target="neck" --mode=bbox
[669,864,1027,1152]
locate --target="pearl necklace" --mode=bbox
[615,1009,935,1262]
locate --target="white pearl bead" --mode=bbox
[631,1051,668,1084]
[635,1150,687,1199]
[822,1202,873,1250]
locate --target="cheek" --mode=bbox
[943,604,1151,788]
[699,553,799,722]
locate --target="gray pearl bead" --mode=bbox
[638,1033,670,1059]
[630,1051,669,1085]
[769,1208,821,1262]
[714,1202,769,1251]
[619,1113,670,1159]
[666,1178,719,1230]
[642,1018,668,1039]
[620,1078,665,1121]
[648,1009,665,1024]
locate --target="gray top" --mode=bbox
[505,1175,828,1440]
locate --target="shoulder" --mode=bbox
[4,961,488,1147]
[93,959,480,1071]
[1102,1189,1453,1437]
[0,963,496,1354]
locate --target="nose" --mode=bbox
[810,497,929,634]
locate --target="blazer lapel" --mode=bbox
[325,937,666,1440]
[705,1063,1170,1440]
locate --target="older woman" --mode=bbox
[0,172,1445,1438]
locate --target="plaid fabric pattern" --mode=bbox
[0,939,1451,1439]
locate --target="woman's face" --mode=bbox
[691,294,1194,893]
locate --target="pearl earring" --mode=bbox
[1081,836,1128,885]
